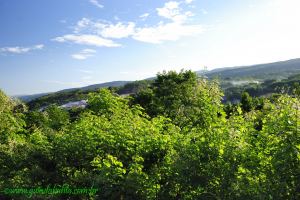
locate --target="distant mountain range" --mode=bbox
[59,81,131,93]
[200,58,300,80]
[15,92,51,102]
[18,81,131,102]
[18,58,300,102]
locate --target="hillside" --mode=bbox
[26,80,151,110]
[224,73,300,102]
[19,81,131,102]
[59,81,131,93]
[201,58,300,80]
[15,92,52,102]
[22,58,300,109]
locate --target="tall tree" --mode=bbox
[133,70,224,129]
[241,92,253,112]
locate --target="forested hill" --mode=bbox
[26,80,151,110]
[18,58,300,108]
[201,58,300,80]
[18,81,131,102]
[59,81,131,93]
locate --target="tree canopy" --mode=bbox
[0,71,299,200]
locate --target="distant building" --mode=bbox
[38,100,88,112]
[60,100,88,109]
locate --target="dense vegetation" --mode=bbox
[224,73,300,102]
[26,80,152,110]
[1,70,299,199]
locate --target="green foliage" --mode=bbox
[224,72,300,102]
[117,80,152,95]
[0,90,25,135]
[25,111,49,130]
[241,92,253,112]
[44,105,70,130]
[88,89,128,117]
[51,89,179,199]
[0,72,300,199]
[27,89,89,110]
[25,105,70,131]
[133,70,224,129]
[25,80,148,111]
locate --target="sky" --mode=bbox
[1,0,300,95]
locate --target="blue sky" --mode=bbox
[1,0,300,95]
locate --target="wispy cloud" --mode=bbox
[71,48,97,60]
[156,1,182,22]
[133,1,202,43]
[156,1,194,23]
[54,1,203,46]
[100,22,136,39]
[139,13,150,20]
[89,0,103,8]
[82,48,96,53]
[53,34,121,47]
[133,23,203,44]
[185,0,194,4]
[74,18,93,33]
[73,18,135,39]
[0,44,44,54]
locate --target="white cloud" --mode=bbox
[100,22,136,39]
[157,1,181,21]
[55,1,203,46]
[72,54,89,60]
[73,18,135,39]
[71,48,97,60]
[156,1,195,23]
[74,18,92,33]
[133,1,202,44]
[185,0,194,4]
[89,0,103,8]
[73,18,107,34]
[0,44,44,54]
[34,44,44,49]
[139,13,150,20]
[4,47,30,54]
[53,34,121,47]
[133,22,203,44]
[81,48,96,54]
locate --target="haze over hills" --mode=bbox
[18,58,300,102]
